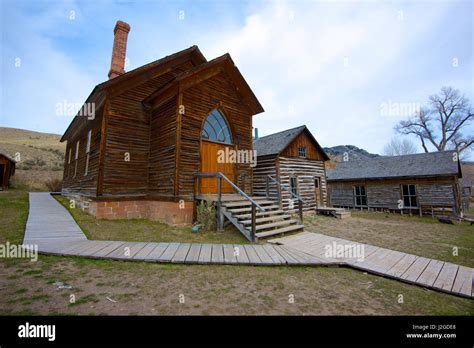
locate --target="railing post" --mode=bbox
[217,174,223,231]
[298,199,303,224]
[265,175,270,199]
[251,203,257,242]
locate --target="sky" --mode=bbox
[1,0,473,158]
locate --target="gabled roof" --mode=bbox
[0,153,16,163]
[61,46,207,142]
[253,125,330,160]
[326,151,462,181]
[144,53,264,114]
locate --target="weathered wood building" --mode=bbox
[253,126,330,211]
[61,20,264,225]
[326,151,463,215]
[0,153,15,190]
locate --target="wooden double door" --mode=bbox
[200,140,235,193]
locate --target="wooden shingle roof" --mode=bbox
[253,125,329,160]
[326,151,462,181]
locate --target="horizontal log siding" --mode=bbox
[148,96,177,198]
[62,112,102,196]
[179,72,254,200]
[102,64,193,196]
[328,176,458,210]
[278,156,327,212]
[252,155,278,200]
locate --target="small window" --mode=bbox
[314,178,319,189]
[298,146,306,157]
[68,148,72,164]
[290,177,298,198]
[354,185,367,207]
[401,184,417,208]
[85,130,91,176]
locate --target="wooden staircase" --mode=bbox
[220,196,305,241]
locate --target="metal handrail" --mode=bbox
[266,174,304,224]
[196,172,266,211]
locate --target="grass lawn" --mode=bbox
[54,196,249,244]
[0,189,473,315]
[304,211,474,268]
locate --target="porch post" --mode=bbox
[251,203,257,242]
[217,174,224,231]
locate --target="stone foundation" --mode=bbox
[62,194,193,225]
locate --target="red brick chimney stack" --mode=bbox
[108,20,131,80]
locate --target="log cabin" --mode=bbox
[60,20,265,227]
[0,153,15,190]
[326,151,463,215]
[253,125,330,211]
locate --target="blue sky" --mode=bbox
[1,0,473,158]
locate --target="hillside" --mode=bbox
[0,127,65,170]
[323,145,380,162]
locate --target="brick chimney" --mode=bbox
[108,20,131,80]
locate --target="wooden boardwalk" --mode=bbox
[268,231,474,299]
[22,193,473,299]
[22,193,331,267]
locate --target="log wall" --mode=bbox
[328,176,460,212]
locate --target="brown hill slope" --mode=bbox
[0,127,65,170]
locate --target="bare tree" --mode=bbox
[383,137,418,156]
[395,87,474,154]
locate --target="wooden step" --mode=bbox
[228,205,280,214]
[222,200,275,208]
[255,224,305,238]
[234,209,285,220]
[251,219,299,231]
[241,215,291,225]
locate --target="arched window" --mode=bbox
[201,109,232,144]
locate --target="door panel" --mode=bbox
[315,177,321,206]
[200,141,235,193]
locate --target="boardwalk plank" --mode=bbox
[211,244,224,264]
[133,243,158,260]
[272,245,300,265]
[222,244,238,264]
[433,263,459,292]
[262,244,286,264]
[417,260,445,287]
[198,244,212,264]
[159,243,181,262]
[233,245,250,264]
[185,244,202,263]
[253,246,276,265]
[91,241,126,258]
[145,243,170,261]
[452,266,473,297]
[401,257,431,283]
[171,243,192,263]
[386,254,418,278]
[243,245,262,264]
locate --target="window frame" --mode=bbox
[353,185,367,207]
[74,140,80,178]
[298,146,306,158]
[201,109,232,144]
[84,130,92,176]
[401,184,418,208]
[290,176,299,198]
